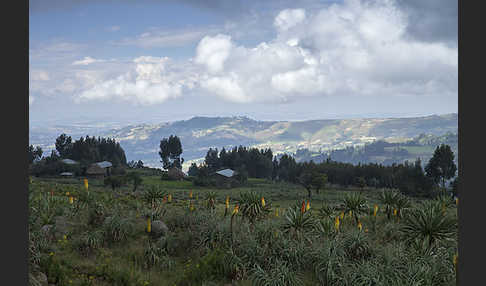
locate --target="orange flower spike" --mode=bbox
[393,209,397,216]
[69,196,74,204]
[301,201,306,214]
[306,201,311,211]
[163,196,167,203]
[261,197,266,207]
[84,179,89,191]
[373,205,378,217]
[189,191,193,199]
[225,196,230,209]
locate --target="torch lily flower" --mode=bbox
[334,216,340,231]
[146,217,151,233]
[453,254,458,269]
[232,204,239,215]
[225,196,230,209]
[348,210,352,218]
[163,196,167,203]
[393,209,397,216]
[373,205,378,217]
[168,194,172,203]
[261,197,266,207]
[189,202,194,211]
[69,196,74,204]
[66,192,70,196]
[357,221,362,231]
[84,179,88,191]
[189,191,193,198]
[275,208,279,217]
[306,201,311,211]
[340,211,344,220]
[301,201,306,214]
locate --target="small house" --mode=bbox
[60,172,73,177]
[61,159,79,165]
[86,161,112,178]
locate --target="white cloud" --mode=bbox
[274,8,306,31]
[29,95,35,105]
[195,34,232,74]
[30,70,50,81]
[47,0,456,107]
[72,56,105,65]
[193,0,457,103]
[76,56,197,105]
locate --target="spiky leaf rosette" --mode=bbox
[341,192,368,223]
[400,200,457,249]
[238,191,271,224]
[282,204,317,240]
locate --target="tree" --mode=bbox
[312,173,327,194]
[55,133,73,158]
[425,144,457,190]
[356,176,366,191]
[187,163,199,177]
[159,135,184,170]
[299,171,314,199]
[127,172,143,192]
[28,145,43,164]
[136,160,144,168]
[451,176,459,197]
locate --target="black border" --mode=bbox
[7,0,29,284]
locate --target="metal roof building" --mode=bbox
[95,161,113,168]
[215,169,236,178]
[61,159,78,165]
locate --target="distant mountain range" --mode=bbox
[29,113,458,170]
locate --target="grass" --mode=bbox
[28,175,458,286]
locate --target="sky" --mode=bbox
[29,0,458,126]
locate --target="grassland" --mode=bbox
[28,173,458,286]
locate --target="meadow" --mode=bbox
[28,172,458,286]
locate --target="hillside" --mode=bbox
[102,113,457,169]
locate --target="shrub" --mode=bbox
[249,260,303,286]
[102,215,134,243]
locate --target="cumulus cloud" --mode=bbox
[274,8,306,31]
[58,0,456,107]
[193,0,457,103]
[76,56,197,105]
[30,70,50,81]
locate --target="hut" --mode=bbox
[60,172,73,177]
[86,161,112,178]
[210,168,239,187]
[61,159,78,165]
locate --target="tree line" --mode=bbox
[186,141,457,198]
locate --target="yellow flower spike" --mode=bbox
[453,254,458,269]
[261,197,266,207]
[275,208,279,217]
[357,221,362,231]
[168,194,172,203]
[69,196,74,204]
[63,235,67,240]
[373,205,378,217]
[393,209,397,216]
[189,191,193,199]
[334,216,340,231]
[348,210,352,218]
[225,196,230,209]
[232,204,239,215]
[146,217,151,233]
[340,211,344,220]
[455,198,458,205]
[66,191,70,196]
[84,178,88,191]
[306,201,311,211]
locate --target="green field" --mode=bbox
[28,174,458,286]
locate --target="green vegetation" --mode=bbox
[28,174,458,285]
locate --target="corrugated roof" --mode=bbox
[95,161,112,168]
[60,172,73,176]
[215,169,235,178]
[61,159,78,165]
